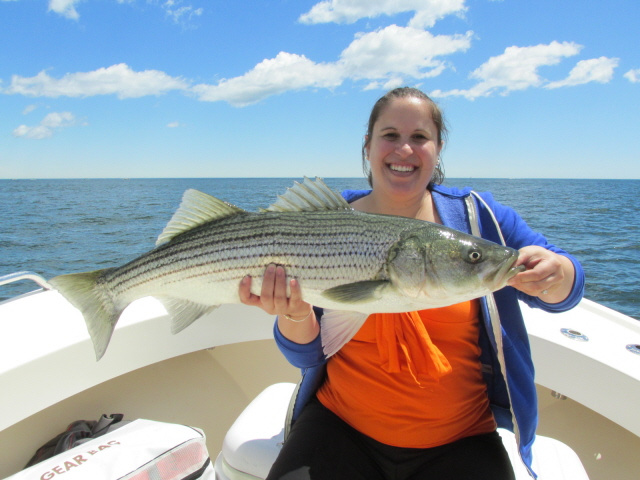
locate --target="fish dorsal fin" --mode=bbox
[156,189,244,246]
[262,177,351,212]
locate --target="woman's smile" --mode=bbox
[388,163,417,173]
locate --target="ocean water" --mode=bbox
[0,178,638,321]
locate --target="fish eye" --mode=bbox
[468,250,482,263]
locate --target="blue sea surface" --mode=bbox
[1,178,638,321]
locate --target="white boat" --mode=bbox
[1,272,639,479]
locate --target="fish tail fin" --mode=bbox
[49,268,122,361]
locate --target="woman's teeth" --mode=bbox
[389,164,414,172]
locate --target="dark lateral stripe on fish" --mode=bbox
[105,247,387,294]
[147,212,393,253]
[113,261,371,295]
[164,212,399,244]
[103,240,392,293]
[104,216,399,289]
[109,231,391,282]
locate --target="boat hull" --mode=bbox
[1,289,639,479]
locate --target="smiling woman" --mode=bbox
[237,86,585,480]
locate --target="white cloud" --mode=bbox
[42,111,75,127]
[431,41,582,99]
[4,38,604,107]
[192,26,471,106]
[299,0,466,29]
[48,0,81,20]
[338,25,472,81]
[13,124,50,139]
[167,121,181,128]
[22,104,38,115]
[162,0,203,24]
[192,52,343,106]
[13,111,76,139]
[4,21,471,107]
[2,23,470,106]
[4,64,189,99]
[44,0,203,23]
[624,69,640,83]
[546,57,619,89]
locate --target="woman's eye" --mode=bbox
[383,133,399,140]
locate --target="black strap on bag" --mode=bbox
[24,414,125,468]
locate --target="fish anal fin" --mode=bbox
[157,189,245,246]
[321,309,369,358]
[322,280,389,304]
[158,297,219,333]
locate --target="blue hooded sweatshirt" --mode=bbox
[274,184,585,478]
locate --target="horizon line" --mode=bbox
[1,176,638,181]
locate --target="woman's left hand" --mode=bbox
[507,246,576,304]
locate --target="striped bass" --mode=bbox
[50,177,523,360]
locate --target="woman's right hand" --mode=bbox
[239,264,309,317]
[239,264,319,343]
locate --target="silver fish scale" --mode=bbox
[102,210,418,295]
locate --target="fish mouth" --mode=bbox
[491,250,524,287]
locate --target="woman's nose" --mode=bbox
[396,142,413,158]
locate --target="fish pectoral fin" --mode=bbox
[321,280,389,304]
[320,309,368,358]
[157,297,219,334]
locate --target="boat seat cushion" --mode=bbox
[217,382,589,480]
[219,383,296,479]
[498,429,589,479]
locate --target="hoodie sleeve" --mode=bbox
[476,191,585,312]
[273,307,326,369]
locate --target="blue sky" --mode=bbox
[1,0,639,179]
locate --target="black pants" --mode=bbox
[267,398,516,480]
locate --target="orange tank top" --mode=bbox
[316,300,496,448]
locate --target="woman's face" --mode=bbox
[365,97,442,196]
